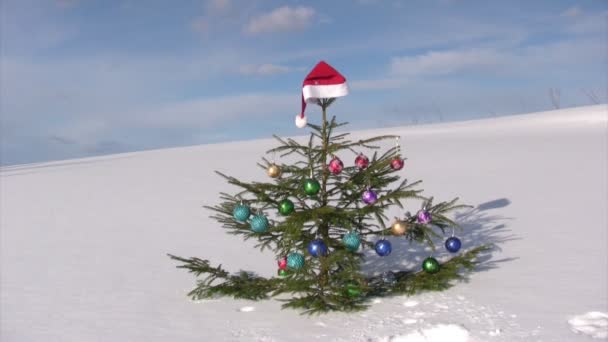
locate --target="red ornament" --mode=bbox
[328,156,344,175]
[277,256,287,270]
[355,153,369,169]
[390,157,404,170]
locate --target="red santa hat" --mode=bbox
[295,61,349,128]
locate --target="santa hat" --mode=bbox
[295,61,349,128]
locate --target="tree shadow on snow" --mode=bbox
[360,197,519,276]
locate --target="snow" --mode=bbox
[380,324,470,342]
[568,312,608,339]
[1,105,607,341]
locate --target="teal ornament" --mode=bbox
[250,214,269,233]
[233,204,251,222]
[286,252,305,270]
[342,231,361,252]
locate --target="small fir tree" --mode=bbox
[169,62,489,314]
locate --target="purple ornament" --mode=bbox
[362,189,378,205]
[417,209,432,224]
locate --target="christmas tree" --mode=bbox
[169,61,489,314]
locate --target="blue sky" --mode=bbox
[1,0,606,166]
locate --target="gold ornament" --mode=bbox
[267,164,282,178]
[391,219,408,236]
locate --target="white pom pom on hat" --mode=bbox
[295,114,307,128]
[296,61,349,128]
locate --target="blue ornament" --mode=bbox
[374,239,392,256]
[233,204,251,222]
[307,239,328,257]
[287,252,305,270]
[250,214,269,233]
[342,232,361,252]
[445,236,462,253]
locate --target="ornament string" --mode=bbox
[395,136,401,155]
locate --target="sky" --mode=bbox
[0,0,606,166]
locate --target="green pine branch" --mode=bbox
[168,245,492,313]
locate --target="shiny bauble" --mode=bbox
[342,231,361,252]
[328,156,344,175]
[267,164,282,178]
[277,256,288,270]
[355,153,370,169]
[232,204,251,222]
[278,199,295,216]
[303,178,321,196]
[287,252,305,270]
[391,219,408,236]
[390,157,405,170]
[346,282,362,297]
[374,239,392,256]
[417,209,432,224]
[362,189,378,205]
[445,237,462,253]
[307,239,328,257]
[422,257,440,274]
[277,269,289,277]
[381,271,397,285]
[249,214,269,233]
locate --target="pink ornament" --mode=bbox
[355,153,369,169]
[277,256,287,270]
[391,157,404,170]
[328,156,344,175]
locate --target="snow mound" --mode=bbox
[568,312,608,339]
[382,324,470,342]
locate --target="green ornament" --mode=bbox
[277,269,289,277]
[303,178,321,196]
[422,257,440,274]
[346,282,362,297]
[278,199,295,216]
[232,204,251,222]
[287,252,305,270]
[250,214,269,233]
[342,231,361,252]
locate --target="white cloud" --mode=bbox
[208,0,231,12]
[238,63,291,76]
[190,0,242,35]
[350,78,406,90]
[359,37,606,91]
[244,6,315,35]
[563,10,607,34]
[390,48,502,76]
[131,93,295,127]
[561,6,582,17]
[190,16,210,33]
